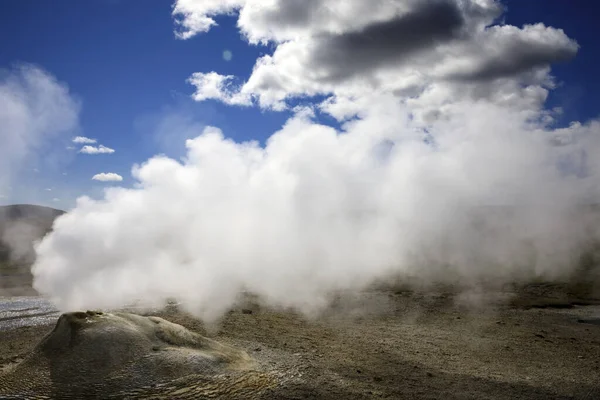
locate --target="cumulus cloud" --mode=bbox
[92,172,123,182]
[0,64,80,190]
[308,1,465,80]
[79,144,115,154]
[172,0,244,39]
[179,0,578,115]
[72,136,96,144]
[441,23,579,82]
[187,71,251,106]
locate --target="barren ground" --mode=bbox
[1,284,600,399]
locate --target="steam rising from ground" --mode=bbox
[0,64,79,198]
[0,65,78,293]
[32,99,600,321]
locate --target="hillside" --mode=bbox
[0,205,65,294]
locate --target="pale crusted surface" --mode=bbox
[0,311,276,399]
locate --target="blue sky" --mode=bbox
[0,0,598,209]
[502,1,599,124]
[0,0,291,208]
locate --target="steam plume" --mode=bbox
[32,100,600,321]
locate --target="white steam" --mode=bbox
[32,99,600,321]
[0,64,79,192]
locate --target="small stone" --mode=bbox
[241,309,253,315]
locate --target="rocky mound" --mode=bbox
[0,311,275,398]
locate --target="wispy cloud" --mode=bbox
[92,172,123,182]
[73,136,96,144]
[80,145,115,154]
[45,188,52,191]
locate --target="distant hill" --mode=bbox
[0,204,64,222]
[0,204,65,294]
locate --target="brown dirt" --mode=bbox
[1,286,600,399]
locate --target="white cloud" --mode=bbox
[72,136,96,144]
[0,64,79,190]
[178,0,578,117]
[45,188,52,191]
[187,72,251,106]
[92,172,123,182]
[172,0,245,39]
[52,198,60,202]
[79,144,115,154]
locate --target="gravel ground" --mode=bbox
[1,285,600,399]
